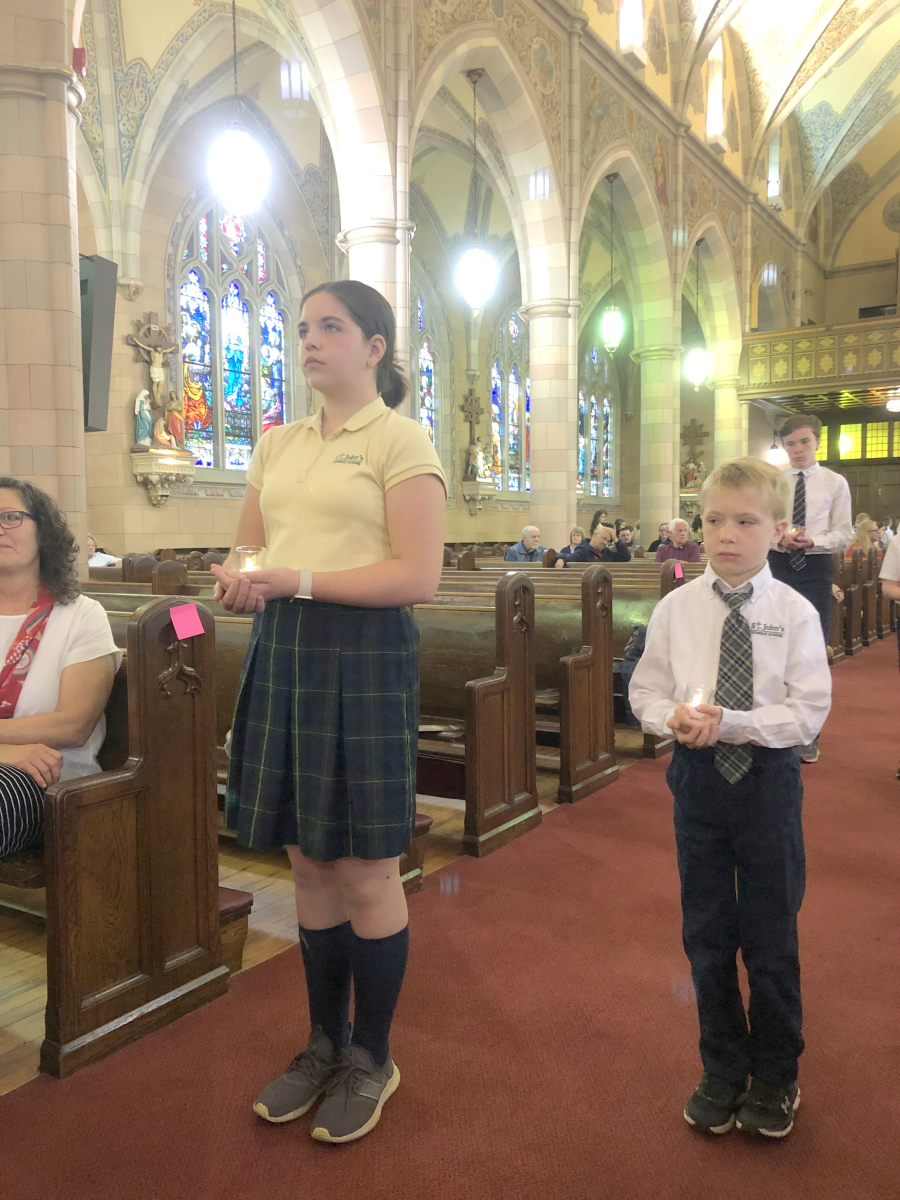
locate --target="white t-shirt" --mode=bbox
[88,551,119,567]
[0,595,122,781]
[880,536,900,582]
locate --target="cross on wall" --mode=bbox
[681,418,709,461]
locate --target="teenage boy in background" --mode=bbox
[629,459,831,1140]
[768,415,851,763]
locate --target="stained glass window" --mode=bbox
[259,292,285,434]
[417,296,424,333]
[894,422,900,458]
[180,269,214,467]
[508,365,521,491]
[577,340,614,497]
[418,338,435,442]
[221,283,252,469]
[491,306,530,490]
[525,376,531,492]
[490,360,503,488]
[221,213,246,256]
[865,422,889,459]
[179,205,291,470]
[839,424,861,460]
[815,428,828,461]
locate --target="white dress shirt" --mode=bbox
[629,562,832,748]
[879,535,900,582]
[782,462,852,555]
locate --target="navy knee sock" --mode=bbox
[350,925,409,1068]
[298,921,352,1052]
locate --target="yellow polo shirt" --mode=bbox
[246,397,446,573]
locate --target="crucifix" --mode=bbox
[460,386,490,481]
[127,313,179,410]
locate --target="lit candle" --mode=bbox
[684,684,714,708]
[236,544,262,572]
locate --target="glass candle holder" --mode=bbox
[236,545,262,572]
[684,684,714,708]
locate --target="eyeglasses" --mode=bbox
[0,511,34,530]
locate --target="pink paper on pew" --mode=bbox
[674,562,684,579]
[170,602,204,639]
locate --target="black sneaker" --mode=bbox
[735,1079,800,1138]
[683,1073,748,1134]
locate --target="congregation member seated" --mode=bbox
[562,524,631,565]
[86,534,121,568]
[556,526,587,563]
[647,522,670,553]
[504,526,547,562]
[879,531,900,602]
[845,518,881,560]
[879,517,894,547]
[617,525,641,553]
[655,518,702,563]
[0,479,120,859]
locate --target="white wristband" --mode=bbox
[294,568,313,600]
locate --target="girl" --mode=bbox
[212,281,445,1145]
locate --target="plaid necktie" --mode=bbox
[713,582,754,784]
[790,472,807,572]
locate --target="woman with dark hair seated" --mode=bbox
[0,478,120,859]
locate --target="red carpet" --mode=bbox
[1,639,898,1200]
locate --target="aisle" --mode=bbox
[1,639,898,1200]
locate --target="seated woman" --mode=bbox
[0,479,120,859]
[845,517,882,560]
[556,525,587,564]
[558,524,631,566]
[86,534,121,568]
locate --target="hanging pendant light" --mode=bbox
[765,431,788,465]
[601,173,624,354]
[685,239,711,391]
[207,0,271,214]
[455,70,499,311]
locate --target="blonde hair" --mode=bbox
[570,525,586,541]
[850,518,877,551]
[700,457,790,521]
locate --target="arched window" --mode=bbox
[489,306,530,491]
[577,342,613,498]
[418,337,436,443]
[179,206,290,470]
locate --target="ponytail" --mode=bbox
[300,280,409,409]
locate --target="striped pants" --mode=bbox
[0,764,45,858]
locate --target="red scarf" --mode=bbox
[0,589,55,719]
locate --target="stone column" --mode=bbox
[632,345,680,538]
[0,0,86,547]
[712,376,747,464]
[519,299,577,552]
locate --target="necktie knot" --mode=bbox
[714,582,752,611]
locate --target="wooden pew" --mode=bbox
[415,573,541,856]
[0,599,232,1079]
[828,552,846,665]
[428,566,618,803]
[840,549,863,656]
[99,602,431,895]
[860,547,879,648]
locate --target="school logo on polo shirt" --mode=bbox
[749,621,785,637]
[333,453,363,465]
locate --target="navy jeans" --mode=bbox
[668,743,806,1088]
[768,549,832,646]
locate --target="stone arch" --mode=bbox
[580,141,674,350]
[411,30,569,306]
[680,215,742,378]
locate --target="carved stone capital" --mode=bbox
[518,299,578,322]
[630,345,680,363]
[335,219,416,255]
[461,482,497,517]
[131,449,195,507]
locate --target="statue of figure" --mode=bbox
[133,389,152,448]
[465,437,490,482]
[127,322,178,408]
[165,391,185,450]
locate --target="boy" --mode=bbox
[768,414,851,763]
[629,459,832,1138]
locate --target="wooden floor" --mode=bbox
[0,730,646,1098]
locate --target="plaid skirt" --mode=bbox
[225,598,419,861]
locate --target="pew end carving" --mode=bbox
[40,598,227,1079]
[557,565,619,802]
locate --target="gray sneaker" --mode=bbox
[310,1044,400,1144]
[253,1027,340,1123]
